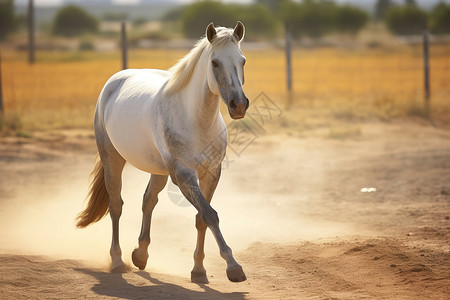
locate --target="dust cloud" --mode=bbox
[0,137,358,277]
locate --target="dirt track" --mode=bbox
[0,121,449,299]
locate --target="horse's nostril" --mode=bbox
[245,98,249,110]
[229,99,237,110]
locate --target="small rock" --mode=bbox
[391,264,397,268]
[407,232,413,236]
[373,256,380,260]
[411,267,424,272]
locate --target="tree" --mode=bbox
[181,0,236,38]
[53,5,98,37]
[335,5,369,35]
[179,0,279,40]
[430,2,450,34]
[375,0,393,21]
[0,0,15,40]
[237,4,279,39]
[405,0,417,6]
[281,0,337,39]
[255,0,289,12]
[385,5,428,35]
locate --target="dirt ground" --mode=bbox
[0,121,449,299]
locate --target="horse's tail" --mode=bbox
[76,155,109,228]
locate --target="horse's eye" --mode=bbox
[212,60,219,68]
[242,59,246,66]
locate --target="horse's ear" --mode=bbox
[233,21,245,41]
[206,23,217,43]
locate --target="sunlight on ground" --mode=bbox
[0,151,358,277]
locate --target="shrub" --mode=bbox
[79,40,94,51]
[375,0,394,21]
[53,5,98,37]
[281,0,337,39]
[335,5,369,35]
[236,4,279,40]
[385,5,428,35]
[179,0,279,40]
[181,0,237,38]
[430,3,450,35]
[0,0,15,40]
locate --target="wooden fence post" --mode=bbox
[28,0,35,64]
[121,22,127,70]
[423,29,430,106]
[0,51,3,114]
[285,21,293,108]
[285,22,292,93]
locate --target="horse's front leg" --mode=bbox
[171,164,246,283]
[132,174,168,270]
[190,164,221,283]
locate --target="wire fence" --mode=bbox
[1,42,449,130]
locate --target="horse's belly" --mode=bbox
[122,147,168,175]
[105,105,168,175]
[109,131,168,175]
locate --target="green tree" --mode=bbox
[430,2,450,34]
[335,5,369,35]
[181,0,236,38]
[375,0,393,21]
[0,0,15,40]
[405,0,417,6]
[281,0,337,39]
[385,5,428,35]
[53,5,98,37]
[237,4,279,39]
[255,0,289,12]
[179,0,279,40]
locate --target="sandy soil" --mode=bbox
[0,121,449,299]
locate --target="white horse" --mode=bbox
[76,22,249,283]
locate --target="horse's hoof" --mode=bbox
[132,249,147,270]
[226,265,247,282]
[191,271,209,284]
[111,263,128,273]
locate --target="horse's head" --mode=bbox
[206,22,249,120]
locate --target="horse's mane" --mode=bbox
[164,27,240,96]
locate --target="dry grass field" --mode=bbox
[1,43,449,134]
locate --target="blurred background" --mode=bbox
[0,0,449,135]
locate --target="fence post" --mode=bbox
[285,22,292,92]
[423,29,430,106]
[121,22,127,70]
[285,22,293,108]
[28,0,35,64]
[0,51,3,114]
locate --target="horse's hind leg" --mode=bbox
[97,134,126,273]
[191,166,221,284]
[132,174,168,270]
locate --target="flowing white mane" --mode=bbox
[164,27,240,96]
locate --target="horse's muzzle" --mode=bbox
[228,97,249,119]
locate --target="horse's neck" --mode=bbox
[182,53,220,130]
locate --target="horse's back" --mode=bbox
[99,68,169,103]
[96,69,170,175]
